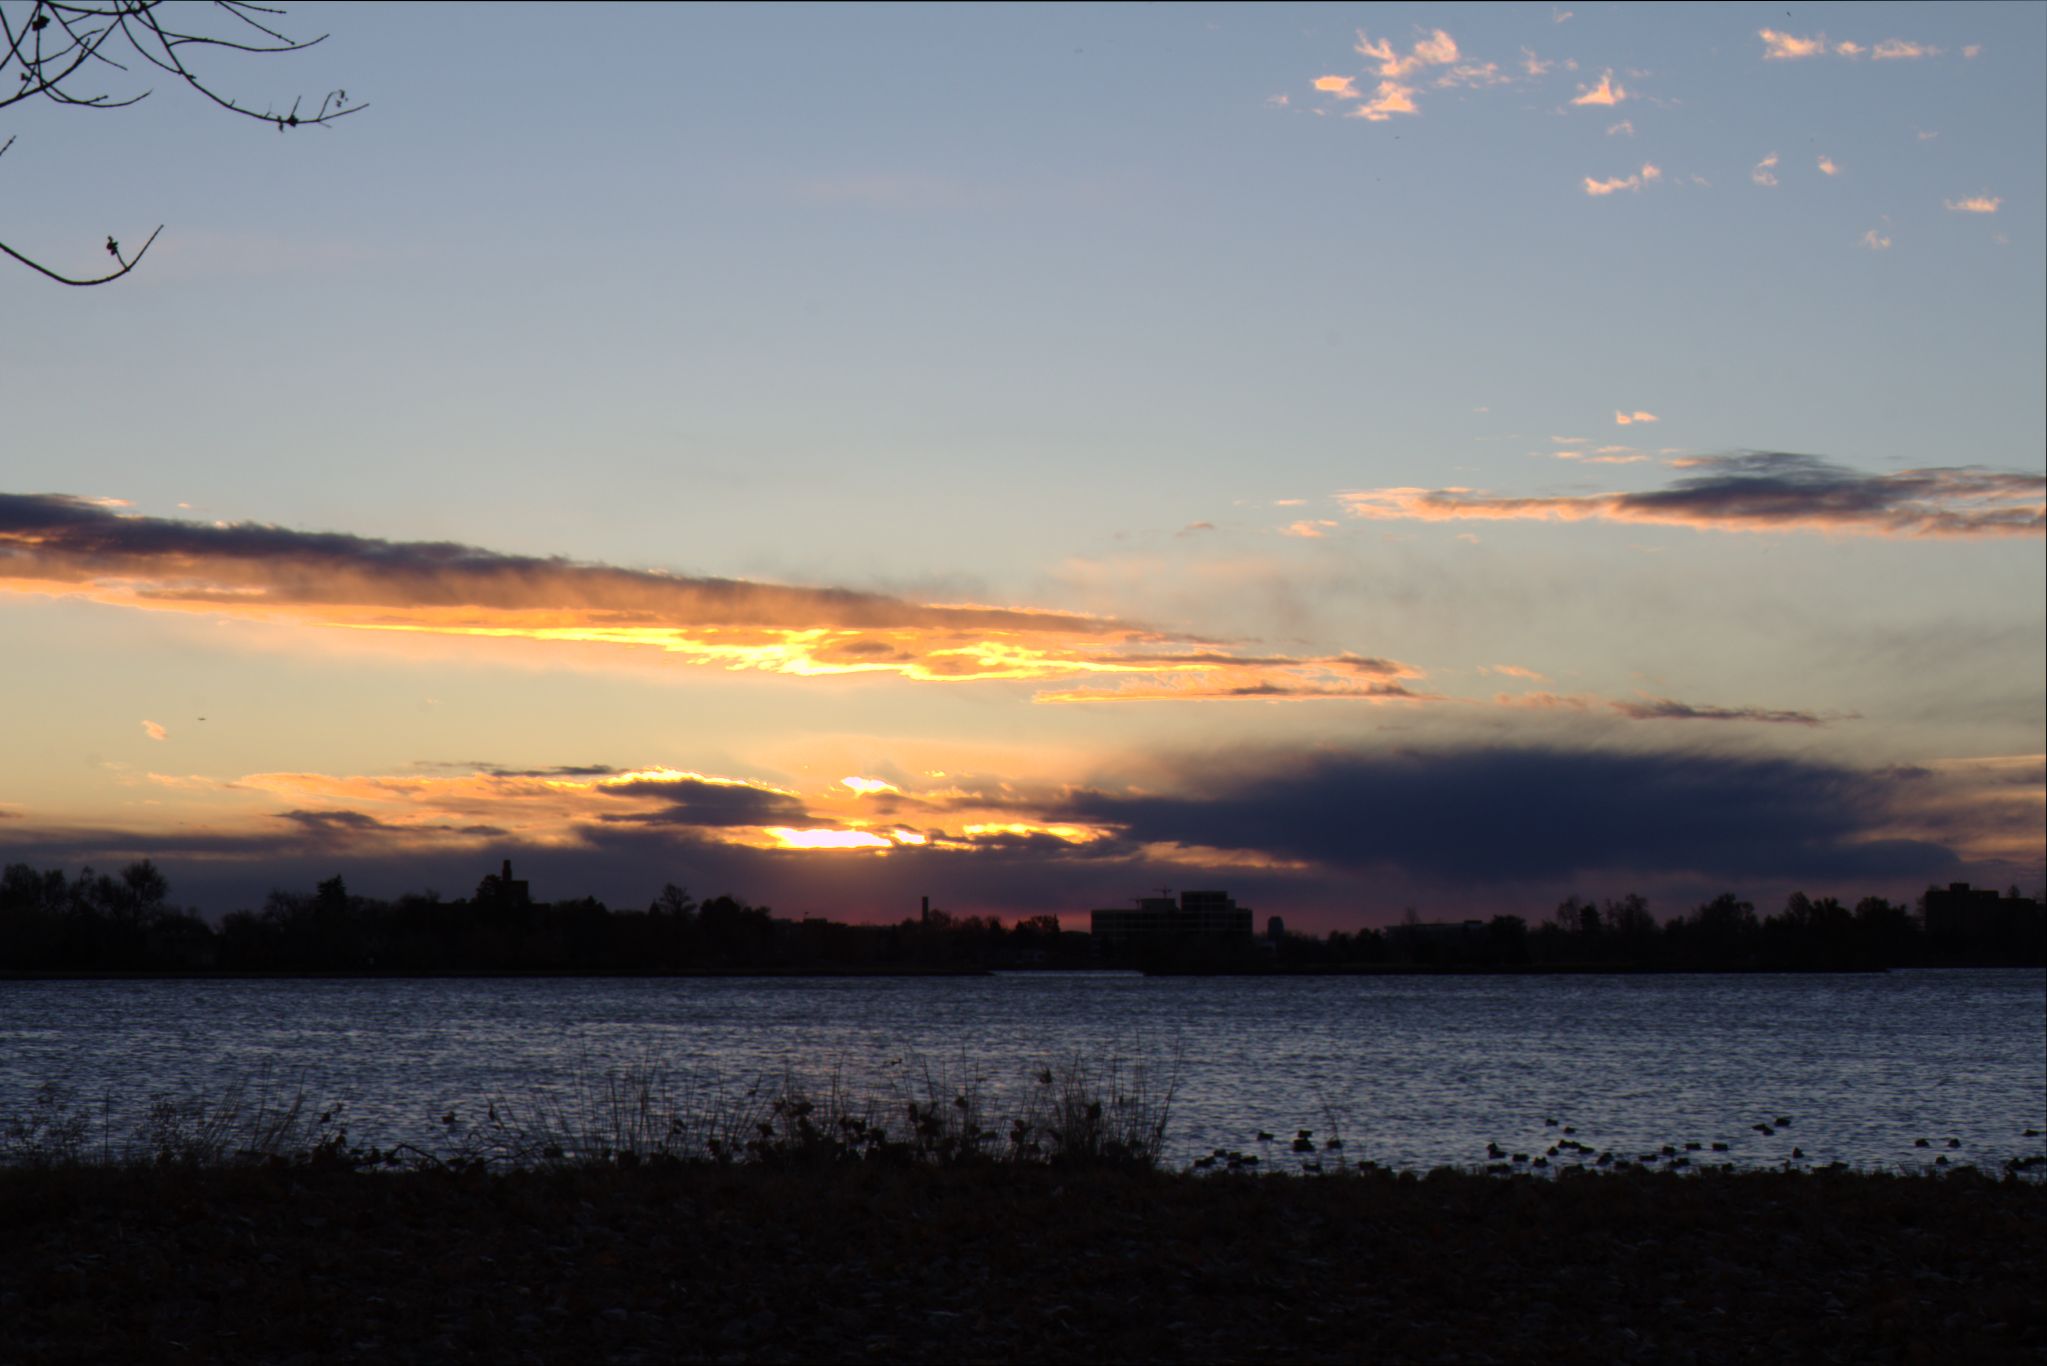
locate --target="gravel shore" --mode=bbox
[3,1162,2041,1363]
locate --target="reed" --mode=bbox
[0,1049,1180,1173]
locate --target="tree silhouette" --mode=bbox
[1,0,361,284]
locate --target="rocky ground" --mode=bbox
[1,1161,2041,1363]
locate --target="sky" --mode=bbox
[1,2,2041,929]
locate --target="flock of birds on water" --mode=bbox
[1187,1117,2047,1177]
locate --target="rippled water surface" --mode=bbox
[2,970,2041,1170]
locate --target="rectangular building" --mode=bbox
[1091,890,1252,946]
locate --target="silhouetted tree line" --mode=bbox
[1,862,2038,975]
[0,863,1092,975]
[1260,887,2043,972]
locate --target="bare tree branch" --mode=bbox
[2,1,362,284]
[0,221,159,283]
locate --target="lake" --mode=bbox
[2,969,2041,1172]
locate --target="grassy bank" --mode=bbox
[3,1160,2042,1363]
[5,1062,2042,1361]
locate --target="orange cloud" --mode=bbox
[1945,195,2001,214]
[1338,453,2045,539]
[1351,80,1419,121]
[0,494,1407,700]
[1752,153,1780,187]
[1281,519,1339,539]
[1333,27,1460,120]
[1762,29,1940,61]
[1614,410,1659,425]
[1584,164,1659,196]
[1817,156,1839,176]
[143,760,1144,863]
[1356,28,1460,78]
[141,720,167,742]
[1571,71,1626,106]
[1859,228,1892,251]
[1480,664,1547,683]
[1759,29,1826,60]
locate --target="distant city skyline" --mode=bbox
[2,3,2040,926]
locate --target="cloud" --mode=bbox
[1062,746,1957,885]
[1280,520,1339,539]
[1817,156,1839,176]
[7,746,2020,925]
[1437,62,1509,89]
[1520,48,1552,77]
[594,774,813,829]
[272,808,507,844]
[1752,153,1780,187]
[1329,27,1461,120]
[1945,195,2001,214]
[1355,28,1460,79]
[1859,228,1893,251]
[1607,119,1634,137]
[141,720,167,742]
[1036,680,1424,705]
[1350,81,1419,122]
[1614,410,1659,425]
[1558,450,1651,465]
[1962,45,1982,59]
[1761,29,1940,61]
[1035,653,1427,705]
[1562,445,1652,466]
[1609,697,1833,726]
[1571,71,1627,106]
[1479,664,1547,683]
[1583,165,1659,197]
[0,493,1398,697]
[1337,452,2046,539]
[1759,29,1827,60]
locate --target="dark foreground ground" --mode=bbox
[2,1162,2041,1364]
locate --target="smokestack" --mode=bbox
[502,858,513,882]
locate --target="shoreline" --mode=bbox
[9,961,2015,982]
